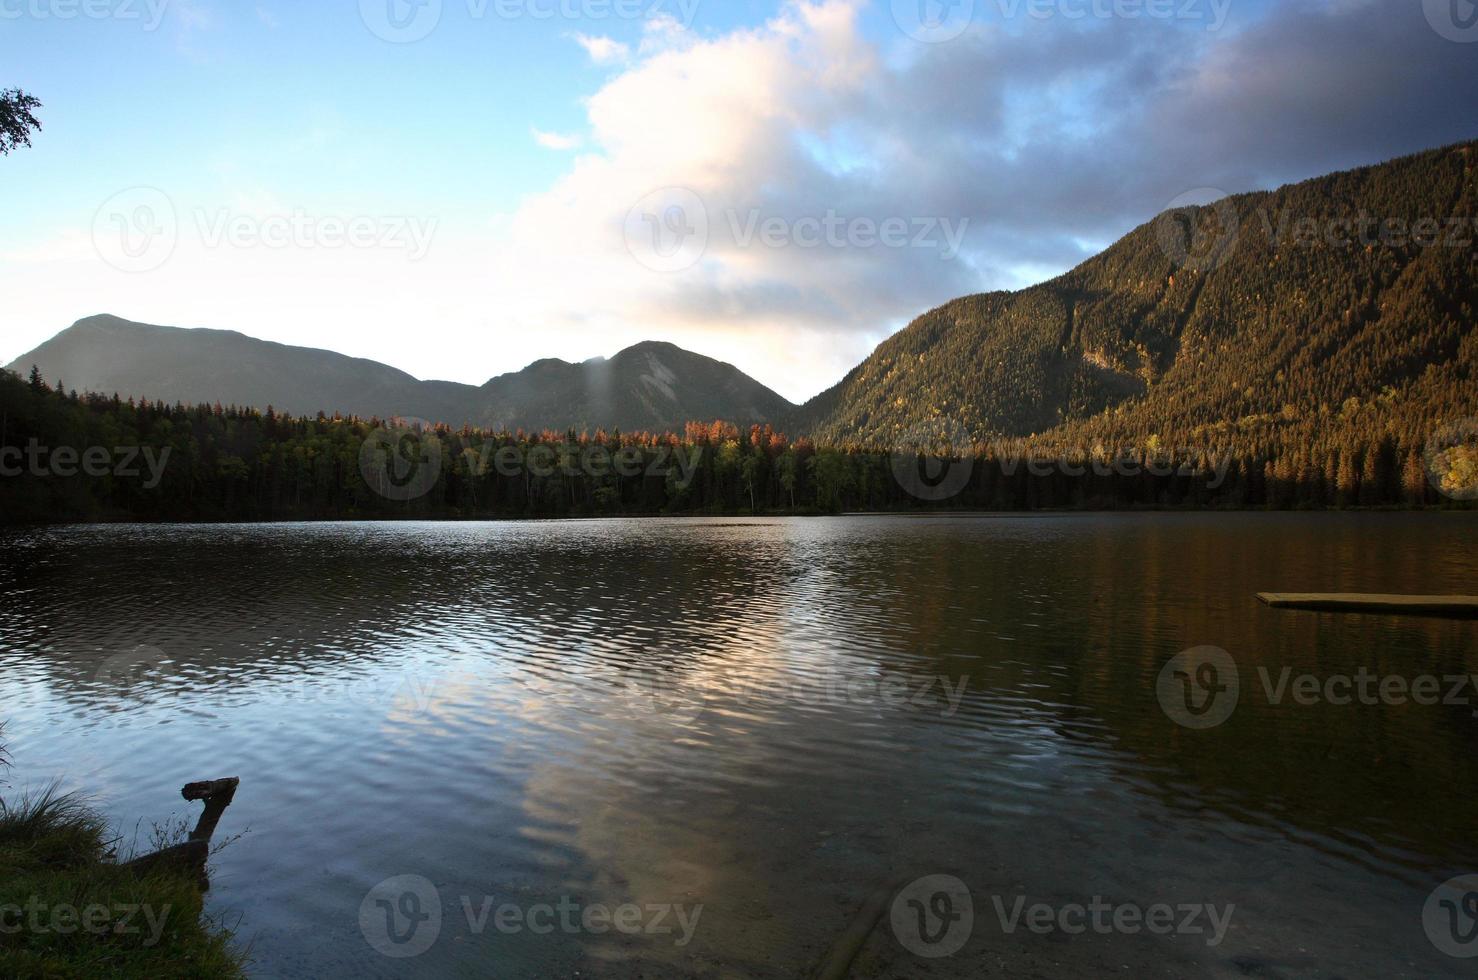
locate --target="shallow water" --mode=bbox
[1,514,1475,977]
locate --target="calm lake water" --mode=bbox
[2,514,1476,977]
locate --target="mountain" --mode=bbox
[11,141,1474,454]
[6,315,795,433]
[6,316,476,424]
[794,141,1477,457]
[473,341,793,434]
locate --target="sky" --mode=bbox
[1,0,1474,403]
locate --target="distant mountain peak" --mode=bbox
[8,315,795,433]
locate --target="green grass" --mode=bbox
[0,740,246,979]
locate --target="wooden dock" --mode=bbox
[1257,593,1478,618]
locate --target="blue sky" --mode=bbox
[2,0,1473,402]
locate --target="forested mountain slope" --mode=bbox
[796,141,1477,465]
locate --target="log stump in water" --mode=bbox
[123,777,240,890]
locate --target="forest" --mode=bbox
[1,365,1471,523]
[6,145,1474,523]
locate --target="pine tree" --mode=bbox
[1336,447,1360,507]
[1401,449,1429,506]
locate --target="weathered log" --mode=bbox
[814,882,895,980]
[182,777,239,845]
[123,777,240,890]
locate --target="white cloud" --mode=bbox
[167,0,218,63]
[473,0,1478,401]
[532,128,584,151]
[479,1,944,399]
[572,33,631,65]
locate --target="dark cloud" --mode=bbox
[728,0,1478,322]
[515,0,1474,397]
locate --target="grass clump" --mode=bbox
[0,731,246,979]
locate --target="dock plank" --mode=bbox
[1257,593,1478,618]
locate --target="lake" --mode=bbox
[2,514,1476,977]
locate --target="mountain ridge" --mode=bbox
[790,139,1477,455]
[6,315,796,434]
